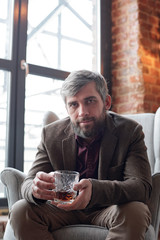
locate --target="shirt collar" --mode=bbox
[75,130,104,148]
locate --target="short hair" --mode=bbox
[60,70,109,103]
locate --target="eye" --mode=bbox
[68,102,78,109]
[88,99,94,103]
[86,98,96,104]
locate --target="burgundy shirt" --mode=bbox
[76,133,103,180]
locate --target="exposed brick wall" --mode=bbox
[111,0,160,114]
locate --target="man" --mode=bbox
[10,70,152,240]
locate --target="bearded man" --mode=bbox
[10,70,152,240]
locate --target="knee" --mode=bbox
[116,202,151,227]
[10,199,32,227]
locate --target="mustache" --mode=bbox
[77,117,95,123]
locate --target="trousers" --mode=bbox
[10,199,151,240]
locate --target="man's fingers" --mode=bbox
[32,171,56,201]
[33,171,55,189]
[32,185,56,200]
[74,179,90,191]
[36,171,54,182]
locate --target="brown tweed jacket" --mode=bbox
[21,111,152,209]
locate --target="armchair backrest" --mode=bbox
[43,111,59,126]
[123,107,160,174]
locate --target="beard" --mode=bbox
[72,107,106,139]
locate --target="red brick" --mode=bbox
[112,43,129,52]
[117,16,128,25]
[156,96,160,103]
[140,21,152,31]
[112,2,117,11]
[112,60,128,69]
[147,0,156,10]
[114,95,130,104]
[115,68,130,77]
[117,0,128,9]
[152,104,160,113]
[143,74,157,84]
[157,79,160,85]
[129,39,138,48]
[139,29,149,38]
[156,2,160,12]
[149,32,159,41]
[139,3,153,14]
[141,38,152,49]
[137,103,145,113]
[112,26,128,35]
[118,86,131,95]
[139,12,148,21]
[143,66,149,74]
[149,16,159,26]
[145,94,155,101]
[152,86,160,95]
[112,53,118,62]
[112,8,128,19]
[129,24,139,34]
[130,75,140,82]
[129,12,138,22]
[119,103,137,114]
[128,2,138,13]
[144,102,151,112]
[112,77,129,87]
[128,0,137,3]
[116,33,129,42]
[155,60,160,68]
[141,56,153,65]
[130,93,144,101]
[129,57,139,66]
[150,68,159,78]
[138,0,148,5]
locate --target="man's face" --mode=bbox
[65,82,111,140]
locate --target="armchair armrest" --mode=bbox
[148,173,160,239]
[0,167,26,211]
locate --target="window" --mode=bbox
[27,0,100,71]
[0,71,10,198]
[0,0,14,60]
[0,0,15,203]
[0,0,111,206]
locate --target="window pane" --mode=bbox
[0,0,14,59]
[0,70,10,198]
[27,0,100,72]
[24,75,67,173]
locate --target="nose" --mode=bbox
[78,104,89,117]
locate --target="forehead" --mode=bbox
[66,82,101,102]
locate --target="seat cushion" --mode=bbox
[52,224,156,240]
[52,224,108,240]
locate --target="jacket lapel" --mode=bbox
[62,123,77,171]
[98,113,118,179]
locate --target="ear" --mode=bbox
[105,95,111,110]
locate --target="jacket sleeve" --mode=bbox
[88,123,152,209]
[21,127,54,204]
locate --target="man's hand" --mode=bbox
[55,179,92,211]
[32,171,55,201]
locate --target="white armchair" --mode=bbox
[1,107,160,240]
